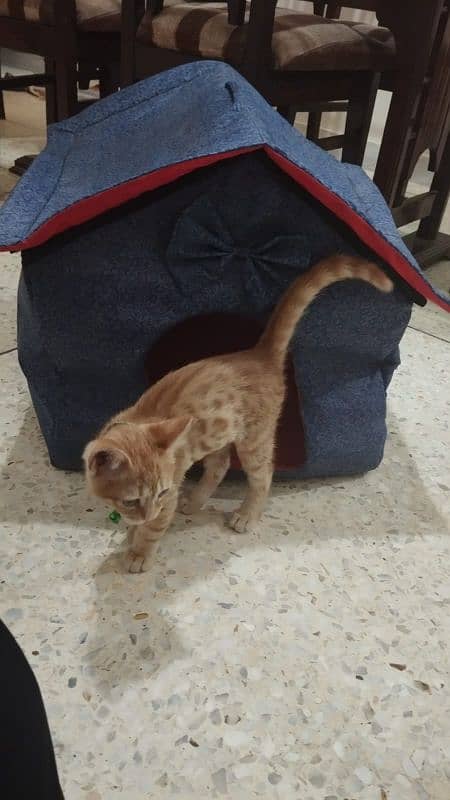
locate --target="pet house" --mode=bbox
[1,62,448,477]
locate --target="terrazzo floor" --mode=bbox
[1,91,450,800]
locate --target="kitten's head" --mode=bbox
[84,416,193,523]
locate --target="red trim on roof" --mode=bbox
[266,149,449,313]
[2,144,447,311]
[1,147,258,253]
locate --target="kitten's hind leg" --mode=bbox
[230,436,274,534]
[180,446,231,515]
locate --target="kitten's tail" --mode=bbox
[257,255,393,367]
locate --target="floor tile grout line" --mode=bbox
[407,325,450,345]
[0,346,17,357]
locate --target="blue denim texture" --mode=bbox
[1,61,448,308]
[1,61,442,474]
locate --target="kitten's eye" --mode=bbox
[158,488,169,500]
[122,499,140,508]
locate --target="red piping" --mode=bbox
[266,149,449,312]
[1,148,258,253]
[2,144,447,312]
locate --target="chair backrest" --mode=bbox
[56,0,77,26]
[244,1,278,79]
[227,1,246,25]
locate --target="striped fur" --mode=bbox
[85,255,393,574]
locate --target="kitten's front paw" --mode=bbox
[179,494,202,515]
[124,548,153,574]
[229,510,257,534]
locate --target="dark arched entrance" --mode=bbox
[145,313,306,472]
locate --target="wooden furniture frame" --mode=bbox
[312,1,450,266]
[120,0,385,166]
[0,0,120,123]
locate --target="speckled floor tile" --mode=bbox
[0,252,20,352]
[0,133,46,170]
[0,90,46,202]
[410,261,450,343]
[1,92,450,799]
[1,320,449,800]
[0,167,19,203]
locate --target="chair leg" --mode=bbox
[0,51,5,120]
[44,59,57,125]
[342,73,379,166]
[373,75,420,206]
[78,61,94,91]
[55,59,78,120]
[277,106,297,125]
[417,130,450,240]
[307,112,322,142]
[120,0,142,88]
[99,63,119,98]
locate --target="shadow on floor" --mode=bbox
[3,405,447,530]
[1,404,448,693]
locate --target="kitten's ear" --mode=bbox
[148,416,194,451]
[83,441,130,476]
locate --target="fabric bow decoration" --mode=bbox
[166,192,308,306]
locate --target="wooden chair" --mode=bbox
[0,0,121,123]
[120,0,398,166]
[310,1,450,266]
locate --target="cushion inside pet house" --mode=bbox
[0,62,448,476]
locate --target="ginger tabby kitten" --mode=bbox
[84,255,393,572]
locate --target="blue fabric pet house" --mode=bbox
[1,62,448,476]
